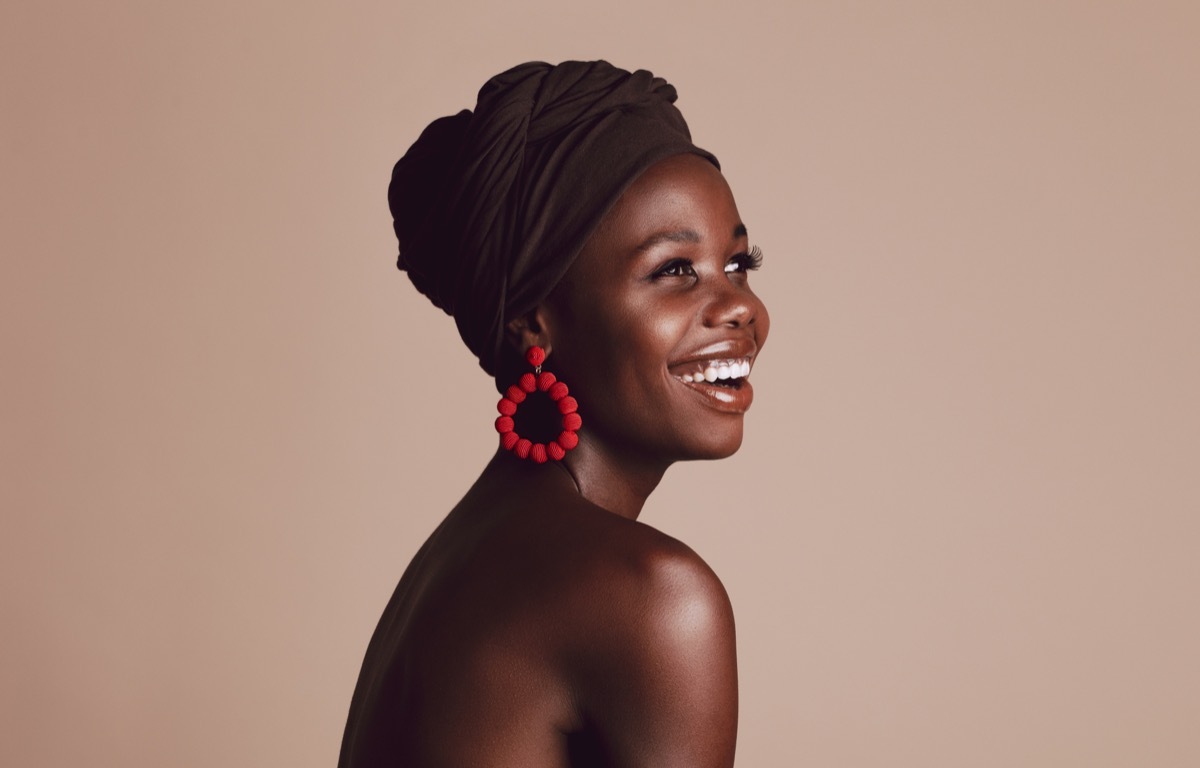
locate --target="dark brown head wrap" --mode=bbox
[389,60,717,376]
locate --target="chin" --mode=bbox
[681,422,745,461]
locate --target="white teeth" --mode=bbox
[675,357,753,384]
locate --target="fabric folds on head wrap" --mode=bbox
[389,60,718,376]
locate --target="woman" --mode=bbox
[340,60,770,767]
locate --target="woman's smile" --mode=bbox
[667,338,758,413]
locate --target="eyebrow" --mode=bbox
[635,224,748,252]
[635,229,700,252]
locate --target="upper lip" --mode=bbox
[667,338,758,368]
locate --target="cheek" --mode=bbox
[546,291,628,397]
[552,290,688,417]
[611,291,694,380]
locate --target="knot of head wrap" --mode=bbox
[389,60,718,376]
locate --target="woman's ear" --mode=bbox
[504,307,553,358]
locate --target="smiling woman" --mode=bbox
[339,61,769,768]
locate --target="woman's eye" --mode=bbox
[654,259,697,278]
[724,246,765,274]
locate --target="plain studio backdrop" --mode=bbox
[3,1,1197,766]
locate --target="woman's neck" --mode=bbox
[484,440,669,521]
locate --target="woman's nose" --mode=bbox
[702,281,760,330]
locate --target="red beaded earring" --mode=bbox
[494,346,582,463]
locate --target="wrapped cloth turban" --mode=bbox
[389,60,718,376]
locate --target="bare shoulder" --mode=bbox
[541,498,738,767]
[542,496,733,637]
[601,522,729,636]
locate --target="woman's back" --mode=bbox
[339,459,737,768]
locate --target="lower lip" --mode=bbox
[673,377,755,414]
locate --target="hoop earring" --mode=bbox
[494,346,582,463]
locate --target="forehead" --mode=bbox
[580,153,742,260]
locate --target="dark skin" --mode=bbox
[340,154,770,767]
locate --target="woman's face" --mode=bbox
[542,153,770,463]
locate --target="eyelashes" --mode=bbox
[726,245,764,274]
[651,246,765,279]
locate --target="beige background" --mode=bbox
[3,1,1198,766]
